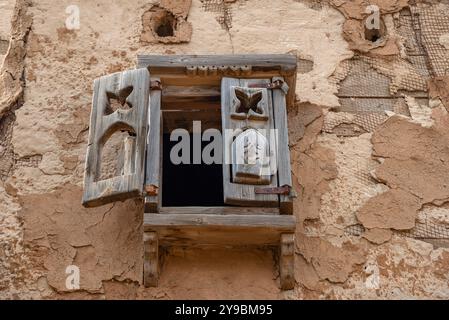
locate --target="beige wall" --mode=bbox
[1,0,449,299]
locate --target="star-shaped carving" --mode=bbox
[231,87,268,121]
[235,88,263,115]
[104,86,134,115]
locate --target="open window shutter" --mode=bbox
[82,69,150,208]
[221,77,291,208]
[221,77,293,212]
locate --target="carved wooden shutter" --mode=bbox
[82,69,150,207]
[221,77,293,213]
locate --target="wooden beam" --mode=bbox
[272,77,293,215]
[137,54,298,108]
[280,233,295,290]
[143,232,159,287]
[159,207,280,215]
[137,54,297,75]
[143,214,296,246]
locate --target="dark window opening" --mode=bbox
[155,11,176,37]
[162,116,225,207]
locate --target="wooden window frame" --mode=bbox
[139,54,297,215]
[82,55,298,290]
[138,55,297,290]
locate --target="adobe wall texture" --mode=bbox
[1,0,449,299]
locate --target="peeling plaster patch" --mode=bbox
[329,0,409,56]
[357,189,421,230]
[363,228,392,244]
[140,2,192,44]
[323,111,389,136]
[297,235,366,283]
[318,133,387,229]
[20,184,143,293]
[372,115,449,205]
[289,103,338,222]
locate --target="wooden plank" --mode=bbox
[144,214,296,246]
[162,86,221,110]
[272,77,293,215]
[221,77,279,207]
[144,214,295,228]
[83,68,150,208]
[159,207,280,215]
[143,232,159,287]
[280,233,295,290]
[137,54,297,108]
[137,54,297,75]
[145,81,162,213]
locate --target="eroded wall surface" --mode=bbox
[1,0,449,299]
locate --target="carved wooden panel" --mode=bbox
[221,78,278,207]
[82,69,150,207]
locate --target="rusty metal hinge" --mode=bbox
[248,79,289,94]
[145,184,159,196]
[255,185,295,197]
[150,80,162,91]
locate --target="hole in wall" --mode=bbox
[155,11,176,37]
[364,17,386,43]
[141,5,192,44]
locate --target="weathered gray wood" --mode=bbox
[137,54,297,108]
[272,77,293,215]
[144,214,296,246]
[144,214,295,228]
[159,207,280,215]
[145,79,162,213]
[221,77,279,207]
[137,54,297,75]
[280,233,295,290]
[82,68,150,208]
[143,232,159,287]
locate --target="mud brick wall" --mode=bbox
[1,0,449,299]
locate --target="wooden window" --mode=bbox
[82,55,297,290]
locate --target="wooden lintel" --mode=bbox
[137,54,297,76]
[137,54,298,108]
